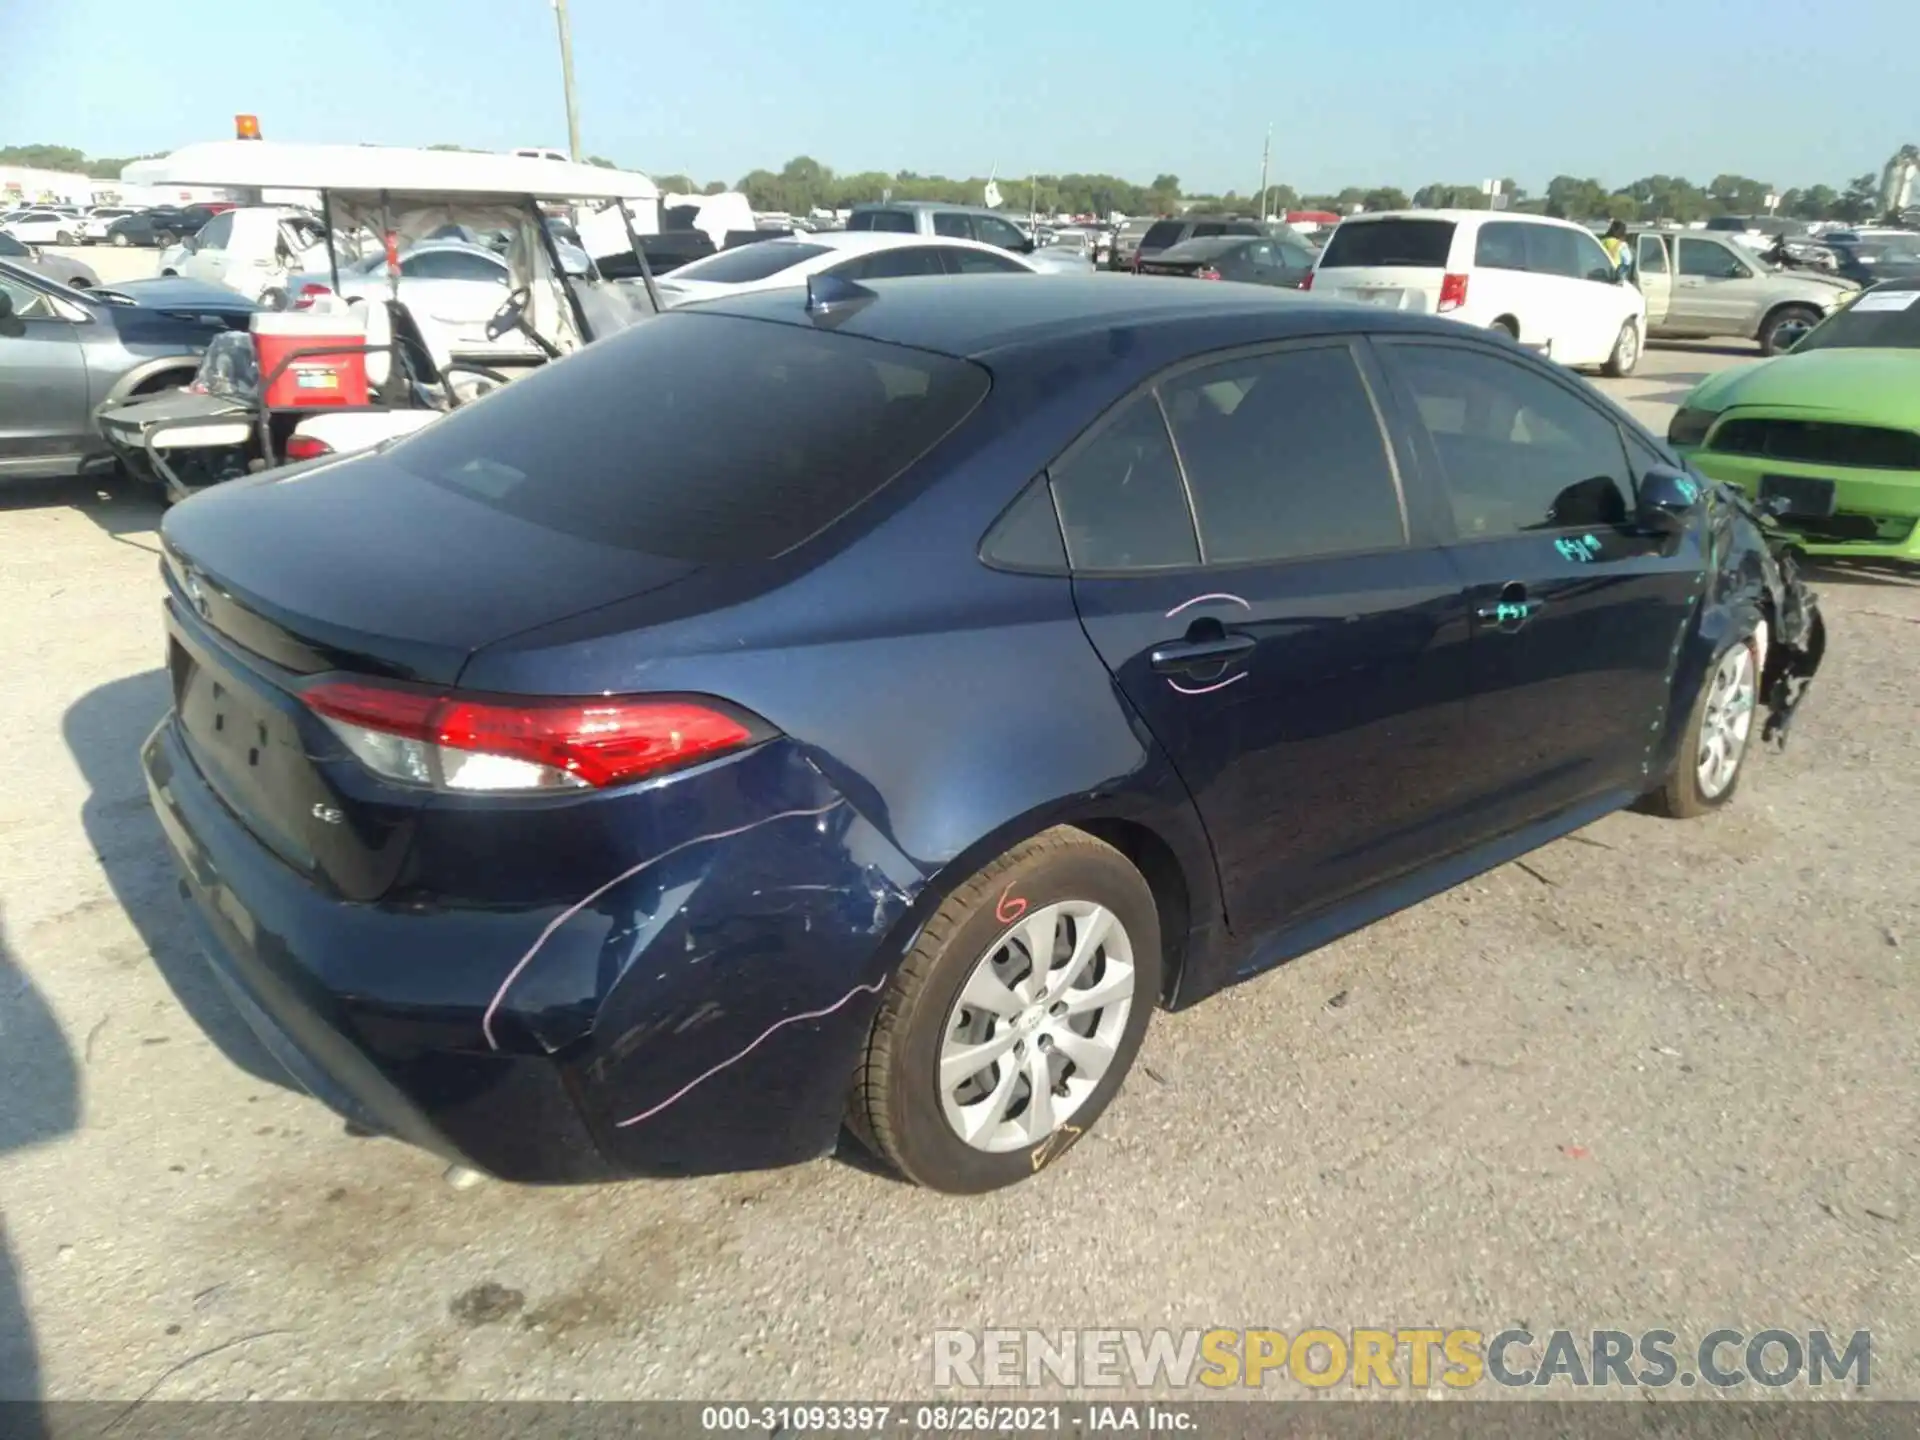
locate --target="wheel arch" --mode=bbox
[1756,298,1822,343]
[103,356,202,408]
[867,792,1223,1015]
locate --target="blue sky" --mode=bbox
[4,0,1912,195]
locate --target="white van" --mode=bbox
[1306,210,1646,375]
[160,207,331,301]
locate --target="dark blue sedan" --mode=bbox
[142,275,1824,1193]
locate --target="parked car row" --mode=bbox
[0,201,238,249]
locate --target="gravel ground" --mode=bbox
[0,342,1913,1404]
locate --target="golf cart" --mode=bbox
[96,141,665,503]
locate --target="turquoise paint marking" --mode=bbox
[1676,478,1698,503]
[1555,536,1601,563]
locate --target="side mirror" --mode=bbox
[1018,238,1036,254]
[1636,465,1702,535]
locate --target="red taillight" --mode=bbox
[302,682,756,792]
[1438,272,1469,312]
[1196,266,1222,281]
[1299,271,1314,291]
[283,434,333,462]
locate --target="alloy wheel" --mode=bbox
[1697,641,1756,800]
[937,901,1136,1154]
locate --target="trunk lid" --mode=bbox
[160,454,698,898]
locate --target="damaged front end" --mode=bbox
[1715,483,1828,750]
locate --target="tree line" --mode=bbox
[3,142,1898,225]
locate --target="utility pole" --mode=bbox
[1258,125,1271,221]
[552,0,583,161]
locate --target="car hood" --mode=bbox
[1688,348,1920,422]
[93,275,257,312]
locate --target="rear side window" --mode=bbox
[1475,222,1529,271]
[1383,342,1633,537]
[1319,219,1456,269]
[848,209,916,234]
[1140,221,1186,251]
[388,313,990,562]
[932,213,971,238]
[841,246,947,279]
[1049,396,1198,571]
[1160,345,1405,564]
[1192,223,1227,238]
[948,248,1029,274]
[1522,225,1583,279]
[671,242,828,283]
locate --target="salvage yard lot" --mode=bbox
[1,343,1914,1401]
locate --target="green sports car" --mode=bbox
[1669,279,1920,561]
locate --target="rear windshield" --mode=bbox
[1140,221,1187,250]
[1793,286,1920,352]
[668,241,828,284]
[387,313,990,562]
[1318,218,1457,269]
[848,210,917,234]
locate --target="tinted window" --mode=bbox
[1275,241,1315,270]
[1636,234,1670,274]
[1192,223,1228,238]
[974,216,1027,250]
[1475,222,1529,271]
[403,249,507,283]
[1522,225,1582,279]
[1677,237,1742,278]
[1319,218,1456,269]
[195,212,235,249]
[1794,286,1920,352]
[1160,346,1404,564]
[1386,343,1633,537]
[948,247,1029,274]
[841,246,947,279]
[848,209,916,234]
[0,233,26,257]
[980,479,1068,572]
[1049,396,1198,571]
[388,312,990,562]
[1140,220,1186,251]
[669,241,828,283]
[932,212,971,239]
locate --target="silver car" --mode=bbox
[0,229,98,288]
[1630,229,1856,355]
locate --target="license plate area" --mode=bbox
[170,631,319,871]
[1759,474,1838,518]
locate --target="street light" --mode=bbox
[552,0,582,162]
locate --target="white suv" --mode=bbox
[1306,210,1646,375]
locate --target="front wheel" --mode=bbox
[850,828,1160,1192]
[1602,319,1641,377]
[55,230,75,246]
[1648,624,1764,818]
[1759,304,1821,357]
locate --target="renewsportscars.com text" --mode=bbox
[933,1328,1871,1391]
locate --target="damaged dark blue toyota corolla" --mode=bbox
[143,275,1825,1193]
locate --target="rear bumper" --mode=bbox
[1683,447,1920,560]
[142,719,925,1182]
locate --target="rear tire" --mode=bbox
[1602,319,1641,377]
[1490,316,1519,340]
[55,230,74,246]
[1759,304,1820,357]
[850,827,1160,1193]
[111,231,131,248]
[1647,624,1764,818]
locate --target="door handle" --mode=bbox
[1475,585,1541,630]
[1150,633,1256,674]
